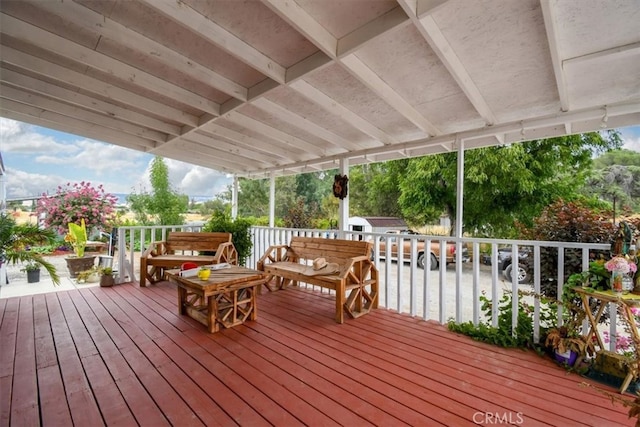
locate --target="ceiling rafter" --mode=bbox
[139,0,286,84]
[398,0,497,126]
[34,0,248,102]
[540,0,569,112]
[0,100,156,150]
[0,13,220,116]
[0,67,180,136]
[0,84,167,143]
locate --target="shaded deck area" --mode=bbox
[0,281,634,426]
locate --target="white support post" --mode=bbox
[269,171,275,228]
[231,175,238,219]
[455,135,464,239]
[338,158,349,239]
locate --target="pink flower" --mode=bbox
[605,256,637,274]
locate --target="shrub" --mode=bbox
[517,199,614,299]
[36,182,118,235]
[203,212,254,266]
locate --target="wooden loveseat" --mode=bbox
[257,236,378,323]
[140,232,238,286]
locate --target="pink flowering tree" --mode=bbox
[36,182,118,236]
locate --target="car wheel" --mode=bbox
[417,253,425,269]
[504,263,529,284]
[430,253,438,270]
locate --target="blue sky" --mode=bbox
[1,118,639,201]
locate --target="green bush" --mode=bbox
[448,290,554,349]
[203,212,254,266]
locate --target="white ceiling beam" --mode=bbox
[152,147,237,173]
[0,84,166,143]
[197,123,297,162]
[0,13,220,116]
[178,132,275,167]
[341,54,440,136]
[34,0,248,101]
[161,137,265,171]
[398,0,497,126]
[540,0,569,112]
[242,102,640,177]
[139,0,286,84]
[337,6,410,57]
[416,0,449,17]
[0,46,200,127]
[0,99,156,150]
[224,111,325,157]
[262,0,337,58]
[0,68,180,136]
[290,79,394,146]
[251,97,362,152]
[563,41,640,67]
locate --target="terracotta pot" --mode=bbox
[65,256,97,278]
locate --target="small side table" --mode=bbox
[574,288,640,393]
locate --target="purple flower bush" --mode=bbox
[36,181,118,235]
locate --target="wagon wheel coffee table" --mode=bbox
[166,266,267,333]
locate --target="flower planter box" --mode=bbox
[65,256,97,278]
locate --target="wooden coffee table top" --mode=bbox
[167,266,266,294]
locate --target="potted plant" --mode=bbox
[545,326,593,366]
[0,213,60,285]
[64,218,97,278]
[99,266,115,287]
[21,261,41,283]
[544,283,595,367]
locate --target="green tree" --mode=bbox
[349,161,406,218]
[127,156,188,225]
[398,132,621,236]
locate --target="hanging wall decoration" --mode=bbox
[333,174,349,199]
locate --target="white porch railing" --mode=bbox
[115,225,619,350]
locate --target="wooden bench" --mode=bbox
[140,232,238,287]
[257,236,378,323]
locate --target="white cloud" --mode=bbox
[165,158,231,196]
[5,168,67,199]
[0,119,75,153]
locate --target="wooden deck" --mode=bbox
[0,281,635,427]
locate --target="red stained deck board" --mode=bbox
[96,288,232,426]
[33,295,59,370]
[11,298,39,427]
[0,298,19,378]
[263,293,573,423]
[227,324,400,426]
[256,298,463,426]
[356,305,629,423]
[1,280,634,427]
[261,287,632,426]
[33,295,73,426]
[114,284,335,425]
[75,288,191,426]
[107,286,261,426]
[81,354,138,427]
[184,327,340,426]
[45,292,105,426]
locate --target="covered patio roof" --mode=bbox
[0,0,639,178]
